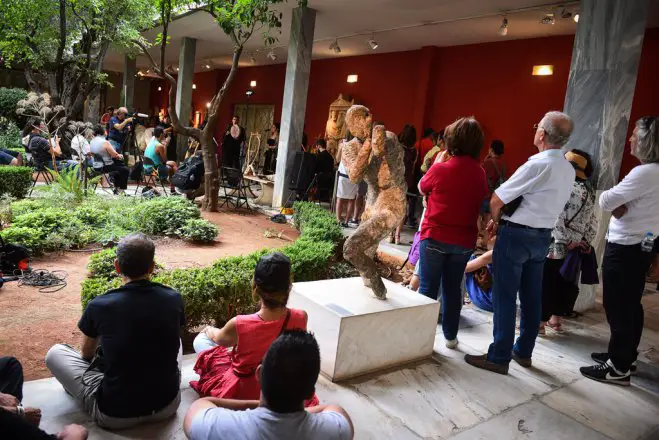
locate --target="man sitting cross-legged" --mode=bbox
[45,233,185,430]
[184,330,354,440]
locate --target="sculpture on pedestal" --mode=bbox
[341,105,406,300]
[325,94,354,158]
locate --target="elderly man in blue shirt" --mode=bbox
[465,111,576,375]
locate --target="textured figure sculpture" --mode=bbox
[342,105,407,299]
[325,94,354,158]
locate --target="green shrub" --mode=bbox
[0,88,28,124]
[179,218,219,242]
[87,248,118,280]
[10,199,45,218]
[0,121,23,150]
[12,207,72,238]
[0,167,32,199]
[136,197,200,236]
[73,205,110,227]
[81,203,344,328]
[0,226,43,251]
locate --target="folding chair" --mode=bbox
[29,162,54,196]
[134,157,168,196]
[219,166,250,209]
[89,155,115,193]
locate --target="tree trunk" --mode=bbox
[86,87,100,123]
[200,131,219,211]
[24,66,42,93]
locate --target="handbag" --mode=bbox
[501,196,523,217]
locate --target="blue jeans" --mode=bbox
[487,224,551,364]
[418,238,472,340]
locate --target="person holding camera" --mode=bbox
[108,107,133,154]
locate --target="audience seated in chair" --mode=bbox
[89,124,129,194]
[145,127,178,194]
[45,234,185,430]
[184,330,354,440]
[27,119,76,171]
[1,356,88,439]
[191,253,318,407]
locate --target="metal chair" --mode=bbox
[219,166,250,209]
[29,161,54,196]
[89,155,115,193]
[134,156,168,196]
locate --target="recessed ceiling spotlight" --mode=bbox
[560,8,572,19]
[329,39,341,54]
[204,63,211,69]
[267,50,277,61]
[175,66,179,72]
[540,13,556,25]
[498,17,509,36]
[573,13,580,23]
[368,33,378,50]
[250,55,256,64]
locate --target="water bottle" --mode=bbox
[641,232,655,252]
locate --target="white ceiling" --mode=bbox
[103,0,659,72]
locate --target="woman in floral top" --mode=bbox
[541,149,597,333]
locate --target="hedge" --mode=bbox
[0,167,32,198]
[0,88,28,124]
[1,196,219,253]
[81,202,342,330]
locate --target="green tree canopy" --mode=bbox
[0,0,155,118]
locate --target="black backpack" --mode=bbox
[172,154,204,190]
[130,161,143,182]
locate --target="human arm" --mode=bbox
[183,397,259,438]
[113,117,133,131]
[155,143,168,162]
[0,408,53,439]
[103,142,123,161]
[418,160,441,196]
[465,251,493,273]
[80,334,99,362]
[306,404,355,439]
[56,424,88,440]
[600,167,649,213]
[203,317,237,347]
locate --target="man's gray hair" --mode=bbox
[634,116,659,164]
[540,111,574,147]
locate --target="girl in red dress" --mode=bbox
[190,252,319,406]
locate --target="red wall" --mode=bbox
[150,29,659,179]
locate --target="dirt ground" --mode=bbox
[0,209,298,380]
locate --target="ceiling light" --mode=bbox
[498,17,508,36]
[250,55,256,64]
[267,50,277,61]
[329,39,341,54]
[206,102,211,108]
[560,8,572,19]
[204,63,211,69]
[540,13,555,25]
[157,86,162,91]
[573,13,580,23]
[246,90,254,97]
[176,67,179,72]
[192,84,197,89]
[368,33,378,50]
[532,65,554,76]
[250,80,257,87]
[347,74,358,83]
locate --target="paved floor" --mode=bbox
[23,286,659,439]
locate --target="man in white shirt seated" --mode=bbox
[184,330,354,440]
[465,111,576,375]
[580,116,659,386]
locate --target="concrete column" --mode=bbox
[272,7,316,208]
[121,56,136,110]
[563,0,648,311]
[176,37,197,162]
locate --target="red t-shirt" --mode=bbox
[415,138,434,170]
[419,156,489,249]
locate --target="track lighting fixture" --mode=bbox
[329,39,341,54]
[267,50,277,61]
[540,13,555,25]
[498,17,508,36]
[560,8,572,19]
[368,33,378,50]
[573,13,580,23]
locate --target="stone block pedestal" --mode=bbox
[289,277,439,382]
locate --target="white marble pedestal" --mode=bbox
[289,277,440,382]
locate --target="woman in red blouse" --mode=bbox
[418,117,489,349]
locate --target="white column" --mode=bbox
[176,37,197,162]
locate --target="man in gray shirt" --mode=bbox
[184,330,353,440]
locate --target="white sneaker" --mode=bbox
[445,339,458,349]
